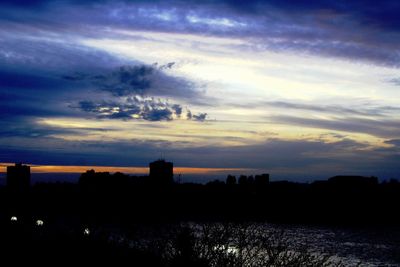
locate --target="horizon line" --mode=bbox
[0,163,252,175]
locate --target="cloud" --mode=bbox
[388,78,400,86]
[63,63,205,103]
[0,33,209,122]
[66,63,209,122]
[76,97,207,122]
[1,134,399,181]
[0,35,132,121]
[0,36,125,73]
[186,110,192,120]
[254,100,400,117]
[184,110,208,121]
[92,65,155,96]
[1,0,400,181]
[384,139,400,147]
[269,115,400,138]
[1,0,399,67]
[192,113,208,122]
[171,104,182,117]
[0,117,114,139]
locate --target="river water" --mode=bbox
[100,222,400,266]
[264,224,400,266]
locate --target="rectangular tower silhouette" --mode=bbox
[7,163,31,192]
[149,159,173,185]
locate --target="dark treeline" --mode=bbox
[1,170,399,226]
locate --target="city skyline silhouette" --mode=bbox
[1,0,400,265]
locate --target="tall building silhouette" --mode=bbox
[149,159,173,185]
[7,163,31,192]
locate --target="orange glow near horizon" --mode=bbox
[0,163,249,175]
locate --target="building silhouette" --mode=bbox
[149,159,174,185]
[7,163,31,192]
[255,173,270,186]
[328,175,378,185]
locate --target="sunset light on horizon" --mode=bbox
[1,0,400,181]
[0,163,249,175]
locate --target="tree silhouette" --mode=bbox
[226,175,237,186]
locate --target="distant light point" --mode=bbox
[83,228,90,236]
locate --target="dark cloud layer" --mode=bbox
[0,118,113,139]
[0,32,207,122]
[65,63,208,122]
[1,0,399,66]
[75,63,199,99]
[77,97,207,122]
[0,35,130,120]
[78,99,174,122]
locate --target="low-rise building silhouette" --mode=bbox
[7,163,31,192]
[255,174,270,186]
[328,175,378,187]
[149,159,174,185]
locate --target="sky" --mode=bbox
[1,0,400,181]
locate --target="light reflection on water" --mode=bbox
[93,222,400,266]
[255,224,400,266]
[212,244,239,255]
